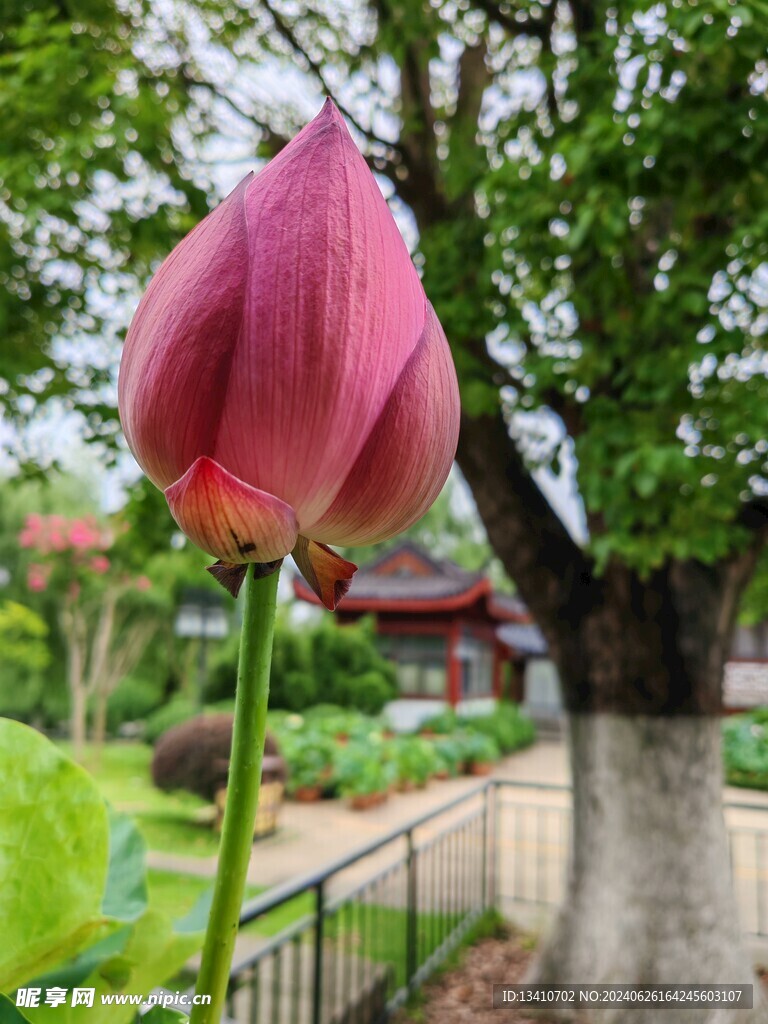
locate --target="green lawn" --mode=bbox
[59,740,220,857]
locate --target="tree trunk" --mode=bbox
[92,687,108,751]
[532,713,764,1023]
[454,409,768,1020]
[70,679,87,763]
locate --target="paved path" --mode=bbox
[147,738,768,886]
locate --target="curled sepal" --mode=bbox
[207,559,283,598]
[166,457,299,565]
[292,535,357,611]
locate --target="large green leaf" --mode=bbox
[102,812,148,923]
[0,995,32,1024]
[23,911,203,1024]
[0,720,110,992]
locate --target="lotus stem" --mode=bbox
[190,563,280,1023]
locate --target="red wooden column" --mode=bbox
[447,620,462,706]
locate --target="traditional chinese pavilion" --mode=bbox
[294,542,549,730]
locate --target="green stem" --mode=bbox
[190,563,281,1023]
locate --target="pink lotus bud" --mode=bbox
[119,100,459,608]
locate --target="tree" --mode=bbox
[5,1,768,1016]
[18,511,160,757]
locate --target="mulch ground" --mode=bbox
[397,931,768,1023]
[396,927,580,1024]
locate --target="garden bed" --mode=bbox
[395,927,569,1024]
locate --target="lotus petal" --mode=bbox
[291,535,357,611]
[165,457,298,564]
[306,304,459,546]
[212,100,426,525]
[118,176,252,490]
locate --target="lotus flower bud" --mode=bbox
[118,100,460,608]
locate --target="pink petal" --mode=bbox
[305,303,460,546]
[211,100,426,525]
[118,176,253,490]
[165,457,298,564]
[291,535,357,611]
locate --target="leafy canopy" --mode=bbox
[3,0,768,577]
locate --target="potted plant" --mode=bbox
[336,741,395,809]
[457,731,500,776]
[279,730,337,802]
[393,736,440,790]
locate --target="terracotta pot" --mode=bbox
[397,779,415,793]
[349,790,387,811]
[293,785,323,802]
[434,770,450,781]
[469,761,493,777]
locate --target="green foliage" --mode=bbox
[723,710,768,789]
[0,721,204,1011]
[0,600,49,672]
[0,719,109,991]
[143,699,198,746]
[209,617,396,714]
[0,0,209,431]
[478,0,768,571]
[335,739,396,798]
[391,736,441,787]
[451,730,500,768]
[275,728,338,795]
[460,703,536,754]
[107,677,165,734]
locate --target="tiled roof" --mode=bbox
[293,541,531,622]
[498,622,549,656]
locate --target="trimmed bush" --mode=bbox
[152,713,283,800]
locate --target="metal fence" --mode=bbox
[229,784,492,1024]
[228,779,768,1023]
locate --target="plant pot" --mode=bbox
[349,790,387,811]
[293,785,323,802]
[434,770,450,781]
[397,779,415,793]
[469,761,493,777]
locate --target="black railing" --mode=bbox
[228,778,768,1023]
[229,784,492,1024]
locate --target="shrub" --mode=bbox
[107,676,164,734]
[723,712,768,789]
[418,708,458,734]
[281,670,317,711]
[331,669,395,715]
[335,739,396,797]
[392,736,440,787]
[144,698,198,745]
[459,702,536,754]
[151,713,283,800]
[454,730,500,769]
[277,729,338,796]
[301,705,378,740]
[432,736,464,778]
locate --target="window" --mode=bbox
[456,636,494,698]
[379,635,447,697]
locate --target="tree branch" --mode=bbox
[263,1,395,152]
[456,405,593,640]
[472,0,550,40]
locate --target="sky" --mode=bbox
[0,17,588,547]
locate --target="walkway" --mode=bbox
[147,738,768,886]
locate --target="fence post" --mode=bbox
[406,829,418,991]
[481,782,490,911]
[312,881,325,1024]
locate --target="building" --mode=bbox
[295,541,768,725]
[294,542,555,731]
